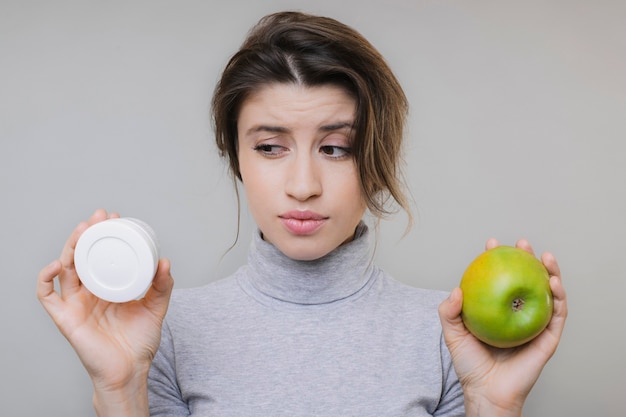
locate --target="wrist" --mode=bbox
[463,391,524,417]
[91,369,150,417]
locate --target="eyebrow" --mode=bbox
[245,121,354,136]
[319,121,354,132]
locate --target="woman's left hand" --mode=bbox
[438,238,568,417]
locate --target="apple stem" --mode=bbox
[512,297,525,311]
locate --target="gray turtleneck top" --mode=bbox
[148,224,465,416]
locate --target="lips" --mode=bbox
[279,210,328,235]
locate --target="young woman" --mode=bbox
[37,11,567,416]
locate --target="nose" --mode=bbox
[285,154,322,201]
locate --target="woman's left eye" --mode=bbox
[320,146,351,159]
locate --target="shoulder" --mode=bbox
[170,274,239,303]
[364,270,451,334]
[351,268,450,334]
[164,269,247,325]
[375,270,450,311]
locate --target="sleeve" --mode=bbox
[434,331,466,417]
[148,318,191,417]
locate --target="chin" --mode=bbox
[280,248,329,262]
[276,241,334,262]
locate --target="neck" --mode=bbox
[245,222,375,305]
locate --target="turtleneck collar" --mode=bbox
[242,222,376,305]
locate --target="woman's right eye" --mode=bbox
[253,144,285,156]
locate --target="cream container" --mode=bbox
[74,218,160,303]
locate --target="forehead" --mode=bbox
[237,83,356,133]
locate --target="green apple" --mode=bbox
[459,245,553,348]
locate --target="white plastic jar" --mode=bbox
[74,218,160,303]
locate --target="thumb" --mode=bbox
[143,258,174,316]
[438,288,467,346]
[438,287,463,322]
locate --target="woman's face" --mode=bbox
[237,83,367,261]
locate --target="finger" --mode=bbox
[142,259,174,318]
[59,208,110,268]
[152,259,174,296]
[547,256,567,321]
[515,238,535,256]
[37,260,65,318]
[438,288,463,322]
[549,274,567,317]
[438,288,467,346]
[531,253,567,348]
[485,238,499,251]
[58,210,110,295]
[89,208,110,225]
[548,274,568,343]
[531,273,568,359]
[541,251,561,279]
[57,221,90,295]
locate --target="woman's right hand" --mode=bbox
[37,209,174,415]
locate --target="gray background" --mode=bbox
[1,0,624,415]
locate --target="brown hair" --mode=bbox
[212,11,411,221]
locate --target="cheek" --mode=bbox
[238,151,259,189]
[239,160,275,211]
[240,169,263,199]
[332,166,367,212]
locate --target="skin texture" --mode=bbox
[237,83,367,261]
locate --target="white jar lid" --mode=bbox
[74,218,160,303]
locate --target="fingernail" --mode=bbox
[448,288,461,303]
